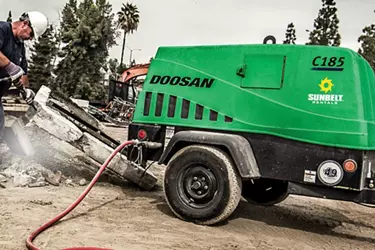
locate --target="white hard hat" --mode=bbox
[20,11,49,39]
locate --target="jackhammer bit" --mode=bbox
[18,86,38,111]
[15,84,41,127]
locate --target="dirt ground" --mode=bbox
[1,126,375,250]
[1,177,375,250]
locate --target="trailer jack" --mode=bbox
[25,140,162,250]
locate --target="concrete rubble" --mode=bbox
[0,85,157,191]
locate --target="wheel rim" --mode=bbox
[177,164,219,209]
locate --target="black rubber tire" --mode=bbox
[163,145,242,225]
[242,178,289,206]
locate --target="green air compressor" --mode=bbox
[127,36,375,225]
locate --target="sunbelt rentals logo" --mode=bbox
[307,77,344,105]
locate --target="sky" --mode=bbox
[0,0,374,65]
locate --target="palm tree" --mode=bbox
[117,2,140,68]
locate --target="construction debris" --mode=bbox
[104,97,136,125]
[0,85,157,191]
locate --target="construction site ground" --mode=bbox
[1,126,375,250]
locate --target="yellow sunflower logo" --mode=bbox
[319,77,334,93]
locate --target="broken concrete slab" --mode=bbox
[75,132,157,191]
[34,85,51,106]
[47,98,120,148]
[31,103,83,143]
[22,122,108,179]
[1,123,131,188]
[76,132,126,169]
[49,91,106,132]
[1,85,158,191]
[70,98,89,112]
[18,122,140,187]
[56,108,120,149]
[0,123,123,187]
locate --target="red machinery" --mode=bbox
[120,63,150,83]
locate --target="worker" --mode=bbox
[0,11,48,141]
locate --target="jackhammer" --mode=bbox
[0,75,35,105]
[0,76,38,156]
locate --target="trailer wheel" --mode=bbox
[163,145,242,225]
[242,178,289,206]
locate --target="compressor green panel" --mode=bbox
[240,54,285,89]
[133,44,375,150]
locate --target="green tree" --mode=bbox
[54,0,117,100]
[59,0,78,44]
[28,25,58,92]
[6,11,12,22]
[108,58,119,77]
[283,22,297,44]
[117,2,140,68]
[306,0,341,46]
[53,0,79,94]
[358,11,375,72]
[107,58,128,79]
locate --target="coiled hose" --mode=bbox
[26,140,136,250]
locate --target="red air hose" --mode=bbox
[26,140,136,250]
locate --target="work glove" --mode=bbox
[20,88,35,105]
[4,62,24,83]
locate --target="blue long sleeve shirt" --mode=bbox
[0,21,28,97]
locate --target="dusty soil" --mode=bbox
[1,179,375,250]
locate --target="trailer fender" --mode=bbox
[158,130,261,179]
